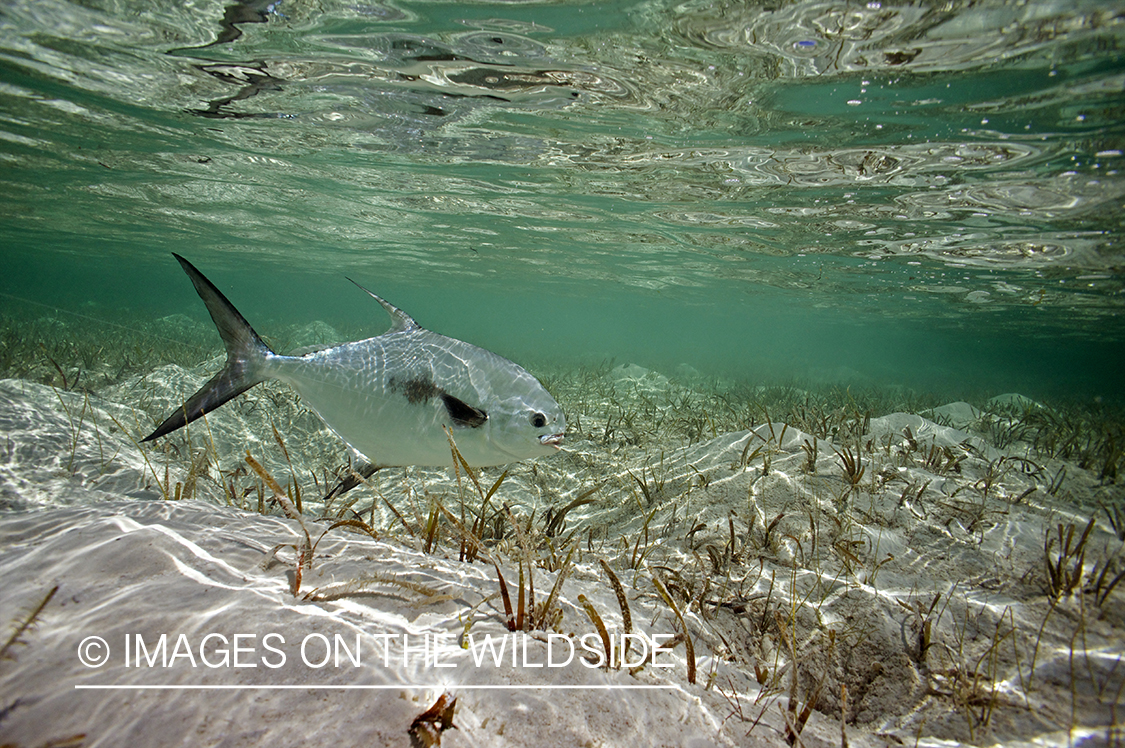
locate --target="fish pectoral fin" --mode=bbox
[440,393,488,428]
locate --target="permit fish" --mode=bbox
[144,254,565,467]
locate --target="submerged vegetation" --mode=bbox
[1,307,1124,746]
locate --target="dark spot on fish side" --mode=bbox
[389,376,487,428]
[441,394,488,428]
[389,376,442,404]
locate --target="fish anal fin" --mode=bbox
[440,393,487,429]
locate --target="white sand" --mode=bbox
[0,371,1122,747]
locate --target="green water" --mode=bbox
[1,0,1123,401]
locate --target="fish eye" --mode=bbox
[530,412,547,428]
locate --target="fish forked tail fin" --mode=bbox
[143,253,274,442]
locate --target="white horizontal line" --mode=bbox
[75,684,676,690]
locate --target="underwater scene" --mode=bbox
[1,0,1123,746]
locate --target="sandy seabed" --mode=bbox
[0,360,1122,748]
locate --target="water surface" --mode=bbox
[1,0,1123,400]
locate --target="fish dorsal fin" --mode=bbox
[346,278,419,333]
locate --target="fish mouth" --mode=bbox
[539,433,565,449]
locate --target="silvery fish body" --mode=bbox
[268,325,564,467]
[144,254,565,467]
